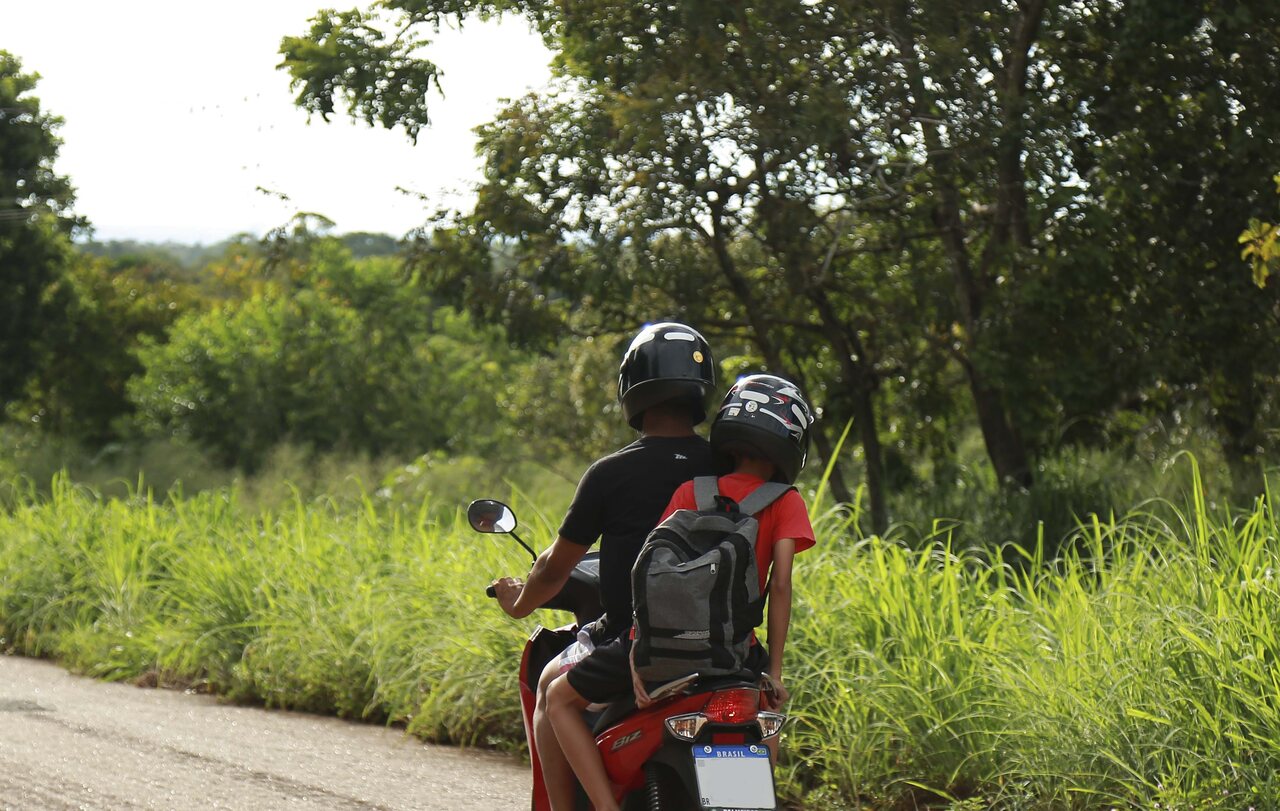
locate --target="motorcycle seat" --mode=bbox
[690,674,758,692]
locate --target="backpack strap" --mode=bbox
[735,482,795,517]
[692,476,720,512]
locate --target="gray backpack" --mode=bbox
[630,476,793,682]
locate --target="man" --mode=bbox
[491,321,720,811]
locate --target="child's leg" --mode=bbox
[545,636,634,811]
[546,675,619,811]
[534,658,577,811]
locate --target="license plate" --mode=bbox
[692,744,776,810]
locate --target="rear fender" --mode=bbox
[597,691,710,795]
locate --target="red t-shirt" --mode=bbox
[659,472,816,593]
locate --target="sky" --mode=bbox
[2,1,553,243]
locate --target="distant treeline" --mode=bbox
[78,231,402,271]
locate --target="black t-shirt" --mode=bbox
[559,434,717,639]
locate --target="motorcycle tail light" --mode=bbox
[702,689,759,724]
[665,713,707,741]
[757,711,787,739]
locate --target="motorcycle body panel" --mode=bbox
[522,625,579,811]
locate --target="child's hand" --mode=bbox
[760,673,789,710]
[629,645,652,708]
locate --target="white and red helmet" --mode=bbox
[710,374,813,484]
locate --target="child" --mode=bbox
[546,373,816,811]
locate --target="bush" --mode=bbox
[128,255,517,469]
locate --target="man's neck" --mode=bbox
[639,411,696,438]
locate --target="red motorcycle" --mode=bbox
[468,498,786,811]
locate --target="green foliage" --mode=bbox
[79,237,239,272]
[496,334,634,464]
[128,243,513,469]
[79,232,402,273]
[0,431,232,509]
[0,53,202,445]
[1241,173,1280,288]
[340,231,401,258]
[0,214,78,406]
[1242,217,1280,288]
[0,475,541,742]
[10,254,198,441]
[279,9,441,141]
[0,51,75,219]
[0,52,83,410]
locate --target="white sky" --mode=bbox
[2,1,553,242]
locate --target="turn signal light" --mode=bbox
[664,713,708,741]
[757,711,786,739]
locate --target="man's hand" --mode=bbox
[496,536,588,620]
[491,576,524,617]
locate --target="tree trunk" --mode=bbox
[804,284,890,533]
[898,10,1037,488]
[959,355,1033,488]
[851,380,889,534]
[1212,370,1265,499]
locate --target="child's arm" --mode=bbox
[764,537,796,709]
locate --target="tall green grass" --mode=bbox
[782,458,1280,808]
[2,461,1278,808]
[0,475,553,748]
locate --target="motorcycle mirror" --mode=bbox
[467,499,518,534]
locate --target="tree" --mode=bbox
[276,3,1036,505]
[1053,3,1280,491]
[128,236,515,469]
[281,0,1280,501]
[11,254,198,442]
[0,51,80,409]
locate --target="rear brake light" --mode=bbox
[702,689,759,724]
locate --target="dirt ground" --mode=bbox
[0,655,529,810]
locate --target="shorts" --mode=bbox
[565,635,634,704]
[565,636,770,705]
[552,624,599,675]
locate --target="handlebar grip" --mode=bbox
[485,584,497,599]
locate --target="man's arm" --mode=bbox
[493,535,590,618]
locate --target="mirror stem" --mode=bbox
[510,530,537,562]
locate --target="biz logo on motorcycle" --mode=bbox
[610,729,643,751]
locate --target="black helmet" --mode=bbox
[618,322,716,430]
[710,374,813,484]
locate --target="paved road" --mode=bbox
[0,655,530,810]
